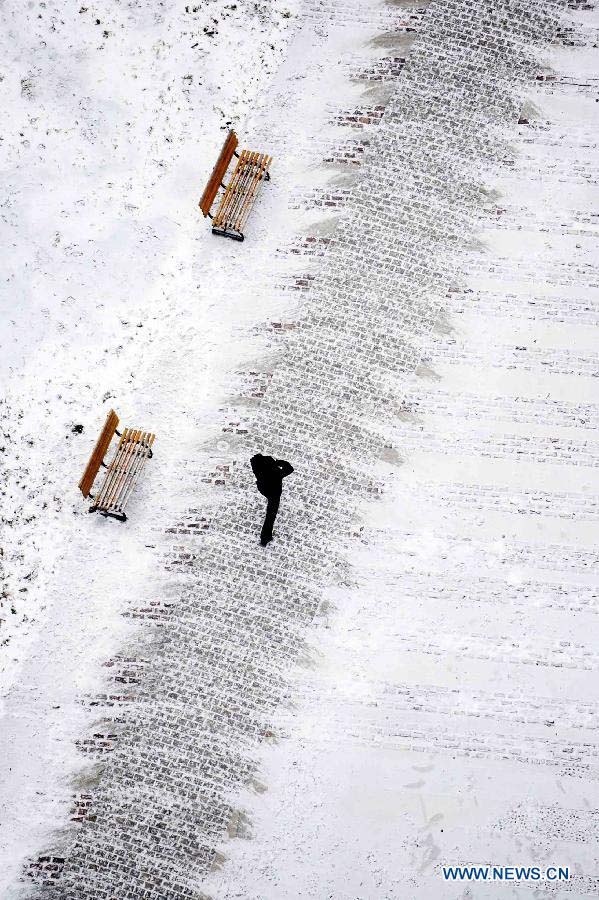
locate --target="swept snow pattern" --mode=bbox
[3,0,576,897]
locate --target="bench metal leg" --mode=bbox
[100,510,128,523]
[88,504,126,522]
[212,226,244,242]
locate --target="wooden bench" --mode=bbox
[199,130,272,242]
[78,410,155,522]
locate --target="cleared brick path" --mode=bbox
[33,0,572,897]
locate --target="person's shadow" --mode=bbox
[250,454,294,546]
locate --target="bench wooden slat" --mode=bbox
[212,150,271,236]
[94,432,125,510]
[236,154,271,232]
[223,152,257,228]
[78,409,119,498]
[110,429,144,511]
[95,429,134,510]
[199,131,238,217]
[201,132,272,240]
[94,428,130,509]
[213,149,251,229]
[114,432,154,513]
[114,433,154,513]
[235,153,270,231]
[220,151,253,227]
[94,429,155,517]
[221,154,249,228]
[81,412,155,521]
[103,429,140,510]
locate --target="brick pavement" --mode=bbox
[26,0,572,897]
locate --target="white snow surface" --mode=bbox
[1,0,305,891]
[1,0,301,686]
[1,0,599,899]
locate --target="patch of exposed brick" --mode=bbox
[165,515,211,537]
[333,104,386,128]
[102,656,146,686]
[75,732,118,754]
[323,138,368,166]
[164,546,201,572]
[122,600,176,623]
[357,56,407,82]
[26,856,66,887]
[219,420,250,436]
[288,236,335,258]
[32,1,574,897]
[300,189,350,212]
[70,794,97,825]
[279,273,317,293]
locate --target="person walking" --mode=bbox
[250,453,294,546]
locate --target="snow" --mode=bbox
[1,0,305,890]
[2,0,599,898]
[204,10,599,900]
[1,0,303,686]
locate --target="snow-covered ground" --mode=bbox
[1,0,307,890]
[0,0,302,689]
[206,8,599,900]
[1,0,402,892]
[1,0,599,898]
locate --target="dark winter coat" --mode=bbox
[250,454,294,499]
